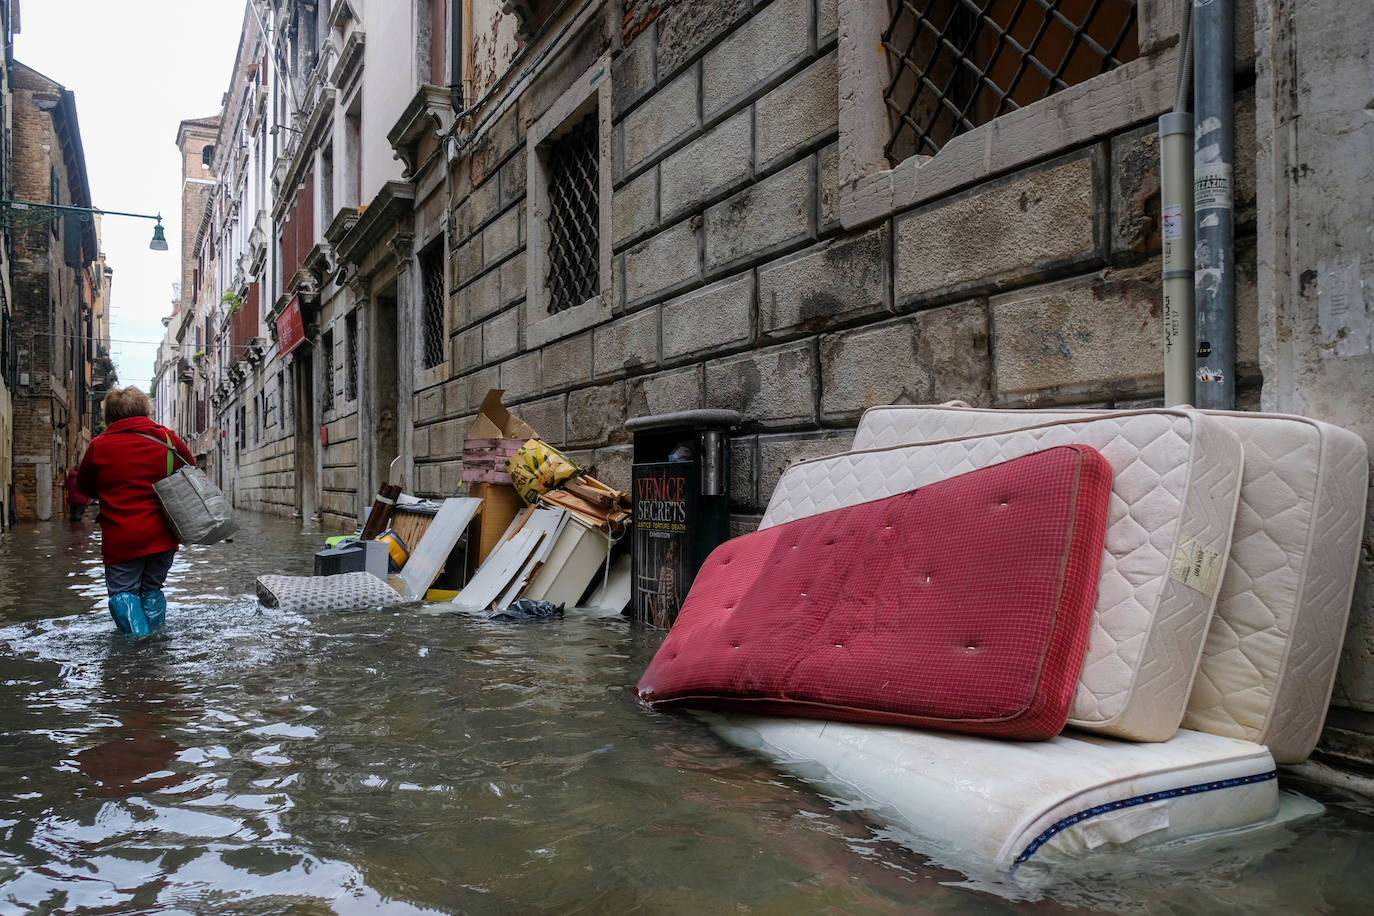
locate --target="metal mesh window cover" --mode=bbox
[883,0,1138,163]
[420,243,446,368]
[545,110,600,314]
[345,311,359,400]
[321,330,335,414]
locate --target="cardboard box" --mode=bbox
[462,390,537,485]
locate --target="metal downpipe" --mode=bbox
[1161,2,1196,407]
[1193,0,1236,409]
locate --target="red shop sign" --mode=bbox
[277,295,306,356]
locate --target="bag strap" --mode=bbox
[126,430,186,477]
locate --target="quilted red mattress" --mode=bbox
[636,445,1113,740]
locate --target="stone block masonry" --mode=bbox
[441,0,1265,524]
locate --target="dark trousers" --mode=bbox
[104,550,176,596]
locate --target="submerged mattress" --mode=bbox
[707,715,1279,871]
[855,405,1369,763]
[639,447,1113,739]
[762,409,1245,742]
[255,572,404,612]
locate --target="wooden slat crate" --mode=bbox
[462,437,525,484]
[389,504,439,555]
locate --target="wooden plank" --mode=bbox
[469,482,524,563]
[451,527,545,611]
[395,498,482,598]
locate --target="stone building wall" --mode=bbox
[432,0,1261,542]
[228,363,298,519]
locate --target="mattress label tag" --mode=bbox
[1170,537,1224,597]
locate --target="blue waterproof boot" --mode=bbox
[140,590,167,630]
[109,592,150,635]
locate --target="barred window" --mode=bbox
[278,370,289,429]
[345,310,359,401]
[419,242,445,368]
[321,328,335,414]
[883,0,1138,163]
[544,110,600,313]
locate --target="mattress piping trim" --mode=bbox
[1011,769,1278,867]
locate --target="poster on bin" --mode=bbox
[632,462,696,629]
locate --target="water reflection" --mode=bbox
[73,652,193,798]
[0,515,1371,913]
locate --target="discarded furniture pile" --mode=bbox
[255,390,633,616]
[637,404,1369,875]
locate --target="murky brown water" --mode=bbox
[1,514,1372,914]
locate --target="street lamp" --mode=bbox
[0,199,169,250]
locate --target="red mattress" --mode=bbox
[636,445,1113,740]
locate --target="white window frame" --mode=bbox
[524,54,613,349]
[837,0,1181,229]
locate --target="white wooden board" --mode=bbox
[495,508,569,608]
[582,553,631,615]
[524,516,611,607]
[451,527,545,611]
[395,497,483,598]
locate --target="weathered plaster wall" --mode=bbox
[360,8,415,201]
[1253,0,1374,748]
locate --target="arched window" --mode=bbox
[201,145,215,169]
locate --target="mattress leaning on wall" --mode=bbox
[853,404,1370,763]
[762,409,1246,743]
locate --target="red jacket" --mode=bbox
[77,416,196,564]
[65,470,89,506]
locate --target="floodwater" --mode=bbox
[1,514,1372,915]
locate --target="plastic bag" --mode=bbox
[487,599,565,622]
[506,438,581,504]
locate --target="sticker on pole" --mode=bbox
[1195,162,1232,211]
[1162,203,1185,241]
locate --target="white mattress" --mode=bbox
[855,405,1369,763]
[761,409,1245,742]
[707,714,1279,872]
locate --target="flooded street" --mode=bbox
[2,513,1373,914]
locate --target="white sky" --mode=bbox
[14,1,247,391]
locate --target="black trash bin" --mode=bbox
[626,409,741,628]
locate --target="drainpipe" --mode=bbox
[1160,3,1195,407]
[1193,0,1235,409]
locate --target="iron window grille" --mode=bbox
[419,242,446,369]
[345,310,359,401]
[544,110,600,314]
[321,329,335,414]
[883,0,1138,164]
[278,371,288,429]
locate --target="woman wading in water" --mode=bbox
[77,387,195,634]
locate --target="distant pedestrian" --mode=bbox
[77,387,195,635]
[64,467,90,521]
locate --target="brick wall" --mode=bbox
[9,68,93,519]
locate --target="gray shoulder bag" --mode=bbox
[128,431,239,545]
